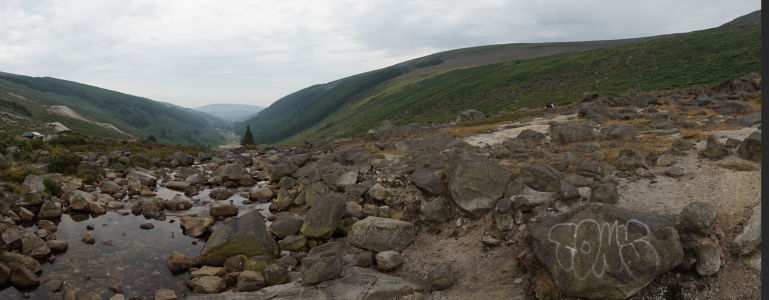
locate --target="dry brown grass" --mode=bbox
[747,96,762,111]
[655,104,680,111]
[599,136,671,164]
[682,131,708,140]
[604,118,651,126]
[718,162,759,171]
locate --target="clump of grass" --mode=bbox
[0,167,29,184]
[48,151,81,175]
[718,162,758,171]
[43,178,61,196]
[682,132,708,140]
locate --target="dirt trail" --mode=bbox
[462,114,577,147]
[618,127,760,218]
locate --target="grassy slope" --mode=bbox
[274,19,759,144]
[237,36,670,143]
[0,73,228,147]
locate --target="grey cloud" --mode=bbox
[0,0,759,108]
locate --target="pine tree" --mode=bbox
[145,134,157,142]
[241,125,255,145]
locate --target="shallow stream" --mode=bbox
[0,174,271,299]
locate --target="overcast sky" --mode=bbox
[0,0,759,108]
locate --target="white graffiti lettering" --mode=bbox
[547,219,660,280]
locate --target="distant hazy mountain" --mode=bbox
[194,104,264,122]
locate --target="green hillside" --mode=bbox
[0,73,228,147]
[238,11,760,144]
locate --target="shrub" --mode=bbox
[77,169,103,185]
[49,135,87,146]
[43,178,62,196]
[48,151,81,175]
[0,168,29,184]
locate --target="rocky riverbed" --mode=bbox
[0,74,762,299]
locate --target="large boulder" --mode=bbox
[301,254,344,285]
[269,162,298,183]
[716,101,754,114]
[187,276,226,294]
[578,100,611,122]
[606,124,637,141]
[711,75,760,95]
[589,183,619,204]
[527,203,684,300]
[411,169,445,196]
[370,120,397,140]
[170,152,195,167]
[0,252,42,274]
[164,195,193,211]
[209,203,238,218]
[420,196,451,223]
[9,263,39,288]
[219,164,246,181]
[269,213,303,239]
[631,94,656,107]
[20,175,46,194]
[550,123,596,144]
[347,217,415,252]
[520,163,562,192]
[737,131,761,161]
[298,181,330,206]
[20,233,51,259]
[187,267,425,299]
[101,180,121,195]
[236,270,266,292]
[126,170,158,186]
[680,202,717,235]
[335,170,359,188]
[427,263,455,290]
[198,210,278,265]
[731,111,761,127]
[700,136,728,160]
[300,195,346,239]
[167,252,196,274]
[448,150,513,217]
[692,237,722,277]
[134,197,164,219]
[208,189,234,201]
[37,200,62,219]
[180,216,214,238]
[374,251,403,271]
[68,190,93,211]
[455,109,485,123]
[732,204,761,256]
[615,149,647,171]
[407,132,468,155]
[517,129,547,145]
[165,181,191,191]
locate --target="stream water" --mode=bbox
[0,173,272,299]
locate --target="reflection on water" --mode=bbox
[0,173,273,299]
[0,211,203,299]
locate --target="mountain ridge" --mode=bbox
[237,10,761,145]
[0,72,229,147]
